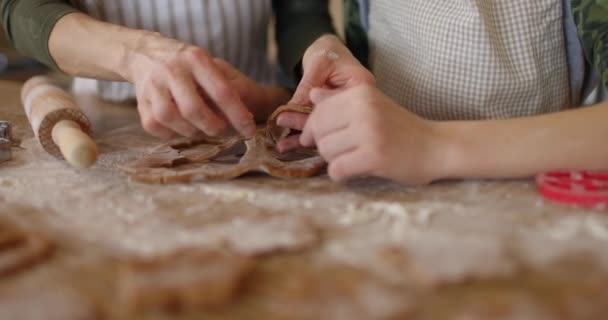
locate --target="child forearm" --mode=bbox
[440,102,608,179]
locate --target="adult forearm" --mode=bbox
[440,103,608,179]
[48,12,153,81]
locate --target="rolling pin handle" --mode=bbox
[51,120,98,169]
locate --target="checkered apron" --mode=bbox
[368,0,571,120]
[70,0,275,102]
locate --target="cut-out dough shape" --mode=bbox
[210,215,320,256]
[119,105,326,183]
[118,249,255,313]
[0,220,54,277]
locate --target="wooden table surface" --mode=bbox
[1,80,608,319]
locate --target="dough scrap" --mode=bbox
[260,261,416,320]
[0,284,100,320]
[119,105,326,183]
[118,249,255,313]
[0,220,54,277]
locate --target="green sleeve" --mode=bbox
[572,0,608,89]
[273,0,336,81]
[1,0,78,69]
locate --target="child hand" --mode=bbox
[300,85,449,185]
[291,34,375,105]
[276,35,374,152]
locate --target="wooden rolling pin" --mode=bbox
[21,76,97,169]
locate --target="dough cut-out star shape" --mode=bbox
[119,105,326,183]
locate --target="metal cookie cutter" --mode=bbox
[0,121,12,163]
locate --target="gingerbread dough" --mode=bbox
[0,220,54,277]
[259,261,415,319]
[0,284,100,320]
[118,249,255,313]
[119,105,326,183]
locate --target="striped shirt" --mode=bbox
[1,0,334,93]
[70,0,275,101]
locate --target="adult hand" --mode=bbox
[213,59,291,122]
[276,35,375,152]
[300,85,449,186]
[125,32,256,139]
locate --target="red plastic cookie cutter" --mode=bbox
[537,171,608,208]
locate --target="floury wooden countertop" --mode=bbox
[0,80,607,319]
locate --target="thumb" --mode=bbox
[289,59,332,106]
